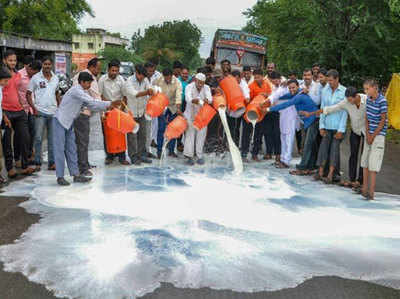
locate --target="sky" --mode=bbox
[79,0,258,58]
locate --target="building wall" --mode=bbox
[72,31,129,71]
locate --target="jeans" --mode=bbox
[53,118,79,178]
[101,119,126,161]
[157,109,177,155]
[74,114,90,173]
[349,131,364,183]
[2,110,30,171]
[34,112,54,166]
[127,115,147,160]
[296,121,319,171]
[317,129,343,170]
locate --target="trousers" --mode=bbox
[34,112,55,166]
[2,110,30,171]
[53,117,79,178]
[74,114,90,173]
[280,130,295,165]
[127,115,147,160]
[157,109,177,155]
[184,123,207,158]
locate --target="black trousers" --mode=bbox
[253,112,281,156]
[227,114,241,148]
[2,110,31,171]
[240,118,254,157]
[204,116,224,153]
[296,129,303,152]
[74,114,90,173]
[349,131,364,183]
[14,111,35,161]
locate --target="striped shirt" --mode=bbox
[366,94,387,136]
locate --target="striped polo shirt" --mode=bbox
[366,94,388,136]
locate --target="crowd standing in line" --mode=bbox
[0,51,388,200]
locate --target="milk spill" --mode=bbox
[159,140,168,167]
[218,107,243,174]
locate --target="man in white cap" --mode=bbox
[183,73,213,165]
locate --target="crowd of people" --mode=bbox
[0,50,388,200]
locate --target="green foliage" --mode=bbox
[98,46,144,72]
[244,0,400,87]
[0,0,93,40]
[132,20,203,71]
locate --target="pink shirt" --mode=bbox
[18,68,33,114]
[2,70,23,112]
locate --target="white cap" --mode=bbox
[195,73,206,82]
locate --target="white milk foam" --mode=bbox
[1,150,400,298]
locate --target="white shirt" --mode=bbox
[270,86,299,134]
[98,74,125,101]
[28,70,59,115]
[149,71,162,85]
[300,80,322,106]
[323,94,367,136]
[123,75,152,118]
[184,82,212,122]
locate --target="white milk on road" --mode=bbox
[218,107,243,174]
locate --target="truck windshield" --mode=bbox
[217,48,262,68]
[120,65,133,76]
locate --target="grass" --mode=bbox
[386,128,400,144]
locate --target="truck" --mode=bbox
[210,29,267,71]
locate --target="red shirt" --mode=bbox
[2,71,23,111]
[248,80,272,100]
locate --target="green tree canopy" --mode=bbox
[244,0,400,86]
[0,0,93,40]
[132,20,203,71]
[98,46,144,73]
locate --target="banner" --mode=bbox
[385,73,400,129]
[55,53,67,75]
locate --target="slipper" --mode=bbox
[20,168,35,176]
[339,180,352,188]
[276,162,289,169]
[323,177,334,185]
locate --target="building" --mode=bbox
[0,30,72,75]
[72,28,129,71]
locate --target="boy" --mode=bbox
[53,72,121,186]
[0,67,12,185]
[361,79,387,200]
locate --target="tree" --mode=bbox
[244,0,400,86]
[98,46,144,72]
[132,20,203,70]
[0,0,93,40]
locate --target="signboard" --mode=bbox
[216,30,267,54]
[55,53,67,75]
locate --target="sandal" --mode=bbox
[323,176,334,184]
[339,180,352,188]
[290,170,306,176]
[8,169,18,179]
[20,168,35,176]
[276,162,289,169]
[313,173,323,181]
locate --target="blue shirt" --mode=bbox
[55,85,110,130]
[320,84,348,132]
[366,94,388,136]
[269,90,318,129]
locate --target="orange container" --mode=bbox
[103,118,127,154]
[193,103,217,130]
[219,76,246,114]
[165,115,188,140]
[244,95,269,123]
[146,93,169,118]
[212,94,227,110]
[106,108,139,134]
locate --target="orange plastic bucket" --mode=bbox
[244,95,269,123]
[219,75,245,114]
[193,103,217,130]
[212,94,227,110]
[103,118,127,154]
[165,115,188,140]
[146,93,169,119]
[106,108,139,134]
